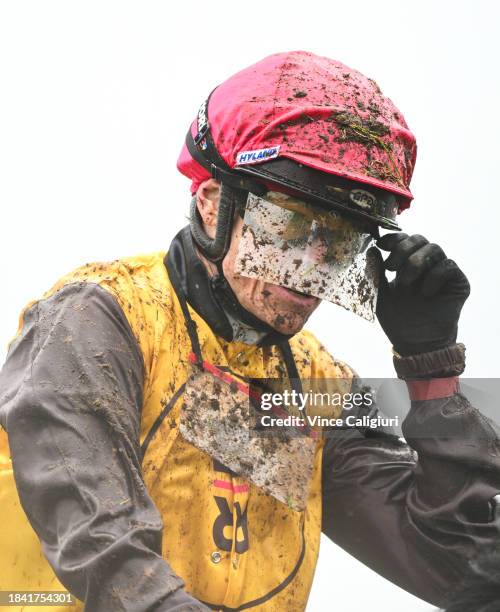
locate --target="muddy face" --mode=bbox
[222,216,321,334]
[195,179,321,335]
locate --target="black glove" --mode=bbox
[374,233,470,357]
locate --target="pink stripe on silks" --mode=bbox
[188,352,318,439]
[213,479,250,493]
[406,377,460,401]
[188,352,253,397]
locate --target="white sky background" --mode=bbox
[0,1,499,610]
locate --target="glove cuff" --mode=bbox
[393,343,466,380]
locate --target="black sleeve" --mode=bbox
[0,282,192,611]
[321,386,500,607]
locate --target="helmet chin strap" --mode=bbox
[190,183,291,341]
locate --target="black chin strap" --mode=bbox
[189,183,246,262]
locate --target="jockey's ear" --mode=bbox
[195,179,221,239]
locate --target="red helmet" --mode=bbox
[178,50,417,233]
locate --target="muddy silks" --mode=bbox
[0,251,353,611]
[174,261,318,512]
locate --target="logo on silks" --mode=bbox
[236,146,281,165]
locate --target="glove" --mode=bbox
[374,233,470,357]
[156,588,211,611]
